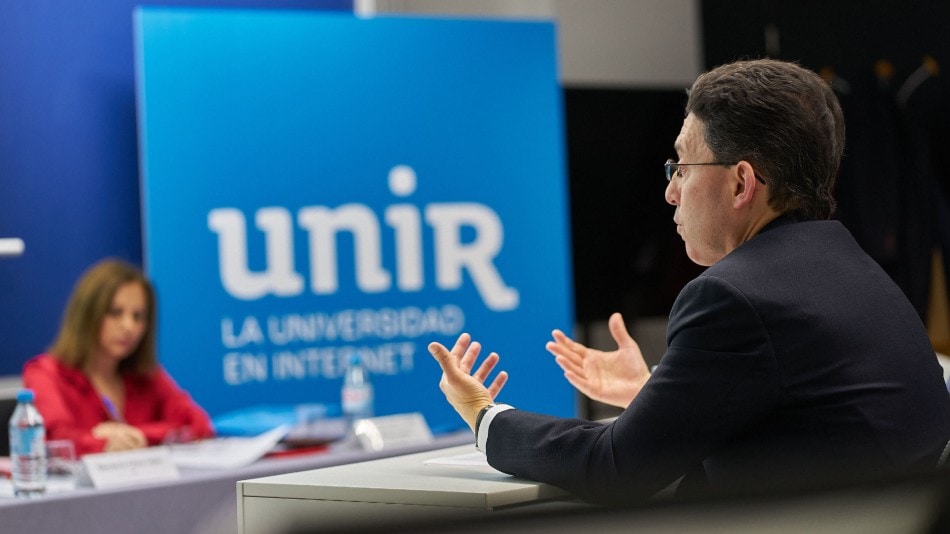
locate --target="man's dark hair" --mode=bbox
[686,59,845,220]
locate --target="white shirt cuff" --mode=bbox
[476,403,514,453]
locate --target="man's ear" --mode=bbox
[732,161,759,208]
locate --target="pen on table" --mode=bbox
[102,396,124,422]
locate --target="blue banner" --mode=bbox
[135,8,575,432]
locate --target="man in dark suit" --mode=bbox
[428,58,950,504]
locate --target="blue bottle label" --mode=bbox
[12,426,45,457]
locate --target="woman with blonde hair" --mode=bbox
[23,258,213,455]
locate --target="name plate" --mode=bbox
[353,412,434,452]
[82,446,181,489]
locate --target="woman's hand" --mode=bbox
[92,421,148,452]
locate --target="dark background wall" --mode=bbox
[567,0,950,336]
[702,0,950,329]
[564,88,708,323]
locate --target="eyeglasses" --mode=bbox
[664,159,766,184]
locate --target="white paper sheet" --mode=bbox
[422,450,504,473]
[169,425,290,469]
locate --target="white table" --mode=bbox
[241,453,950,534]
[0,431,472,534]
[237,444,571,534]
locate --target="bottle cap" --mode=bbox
[16,389,34,403]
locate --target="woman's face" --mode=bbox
[96,282,148,364]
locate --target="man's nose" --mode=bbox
[664,179,678,206]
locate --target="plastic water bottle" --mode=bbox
[341,353,374,423]
[9,389,47,498]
